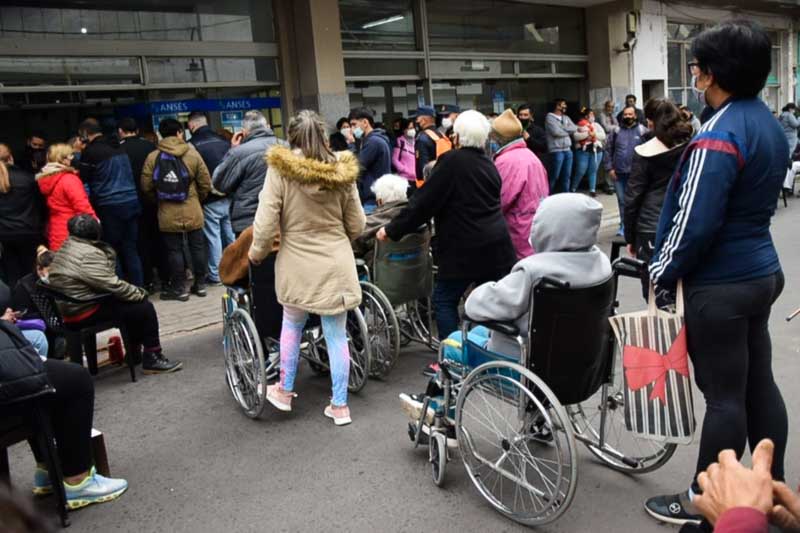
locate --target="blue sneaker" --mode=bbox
[32,465,52,496]
[64,467,128,510]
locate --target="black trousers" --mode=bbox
[0,239,40,288]
[634,232,656,301]
[163,229,207,290]
[76,299,161,351]
[686,271,787,492]
[29,360,95,477]
[138,206,168,287]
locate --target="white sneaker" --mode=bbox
[324,404,352,426]
[266,384,296,412]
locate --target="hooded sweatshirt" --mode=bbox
[36,163,96,251]
[464,193,612,355]
[356,128,392,204]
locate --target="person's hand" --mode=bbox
[248,251,262,266]
[231,131,245,147]
[769,482,800,531]
[522,130,530,140]
[694,439,775,525]
[609,169,618,181]
[376,227,388,242]
[344,130,355,144]
[1,308,15,323]
[626,244,636,258]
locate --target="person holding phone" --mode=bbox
[0,279,47,359]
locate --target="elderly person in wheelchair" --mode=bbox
[352,174,408,266]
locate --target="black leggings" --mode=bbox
[76,299,161,351]
[686,271,786,492]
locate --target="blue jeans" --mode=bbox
[571,150,603,192]
[549,150,573,194]
[203,199,235,283]
[97,202,143,287]
[614,172,629,231]
[22,329,48,359]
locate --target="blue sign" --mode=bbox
[117,97,281,117]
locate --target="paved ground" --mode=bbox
[8,196,800,532]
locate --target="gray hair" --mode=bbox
[242,110,268,132]
[287,110,336,163]
[371,174,408,204]
[187,114,208,128]
[453,110,491,148]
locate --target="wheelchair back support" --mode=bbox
[373,229,433,306]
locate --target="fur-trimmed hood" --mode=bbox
[266,146,359,190]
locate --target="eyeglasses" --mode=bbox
[687,61,700,73]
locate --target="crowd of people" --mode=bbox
[0,18,798,533]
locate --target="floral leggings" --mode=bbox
[279,306,351,406]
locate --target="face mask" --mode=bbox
[39,273,49,283]
[520,119,530,128]
[405,129,416,139]
[340,128,351,138]
[624,117,636,126]
[31,149,46,169]
[691,74,707,107]
[353,127,364,139]
[441,118,453,130]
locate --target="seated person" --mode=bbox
[451,193,612,358]
[47,215,181,374]
[352,174,409,264]
[0,279,48,360]
[0,319,128,510]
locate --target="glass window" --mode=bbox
[555,62,586,75]
[430,59,512,79]
[0,56,141,86]
[347,83,424,121]
[146,57,278,84]
[519,61,551,74]
[0,2,274,42]
[667,43,682,88]
[339,0,416,51]
[427,0,586,54]
[667,23,702,41]
[344,58,421,78]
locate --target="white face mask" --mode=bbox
[405,129,416,138]
[441,117,453,130]
[691,74,707,107]
[340,127,351,137]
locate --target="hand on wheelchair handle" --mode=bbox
[376,227,388,242]
[248,251,263,266]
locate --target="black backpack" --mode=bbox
[152,151,191,202]
[0,321,50,405]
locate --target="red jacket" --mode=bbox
[36,167,96,251]
[714,508,767,533]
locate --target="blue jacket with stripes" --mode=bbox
[650,97,786,289]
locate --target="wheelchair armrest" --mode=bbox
[463,316,520,337]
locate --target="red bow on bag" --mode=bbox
[623,328,689,405]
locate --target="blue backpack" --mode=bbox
[152,151,191,202]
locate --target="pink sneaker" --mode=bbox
[266,384,296,412]
[324,404,352,426]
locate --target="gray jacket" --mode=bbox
[212,127,286,233]
[464,193,612,355]
[780,111,800,153]
[545,112,578,152]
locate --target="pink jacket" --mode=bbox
[392,136,416,181]
[494,140,549,259]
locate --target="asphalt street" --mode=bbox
[8,199,800,533]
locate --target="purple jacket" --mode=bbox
[392,136,416,182]
[494,140,549,259]
[605,123,647,175]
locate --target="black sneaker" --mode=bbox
[161,290,189,302]
[644,492,702,526]
[205,278,223,287]
[190,284,207,297]
[142,352,183,374]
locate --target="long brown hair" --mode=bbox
[644,98,693,148]
[287,110,336,164]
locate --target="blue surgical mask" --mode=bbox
[353,127,364,139]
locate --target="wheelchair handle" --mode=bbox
[614,256,647,271]
[539,276,570,289]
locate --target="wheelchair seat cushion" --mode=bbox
[442,327,518,367]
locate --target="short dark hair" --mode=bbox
[691,20,771,98]
[622,105,638,114]
[552,98,567,110]
[335,117,350,130]
[782,103,797,112]
[117,117,139,134]
[625,94,637,102]
[158,118,183,138]
[78,118,102,135]
[348,107,375,127]
[28,130,47,141]
[67,214,101,241]
[517,103,532,114]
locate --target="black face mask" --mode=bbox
[28,147,46,169]
[520,119,530,128]
[623,117,636,126]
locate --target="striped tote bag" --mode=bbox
[608,282,695,445]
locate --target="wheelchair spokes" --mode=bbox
[360,282,400,379]
[223,309,267,419]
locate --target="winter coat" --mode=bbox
[779,111,800,153]
[48,236,146,319]
[36,164,96,251]
[77,135,139,208]
[524,123,548,157]
[465,193,611,355]
[392,136,416,181]
[493,140,549,259]
[140,136,212,233]
[545,113,578,152]
[624,138,686,243]
[0,319,49,405]
[616,107,646,126]
[118,136,156,195]
[190,126,230,204]
[0,164,45,241]
[356,129,392,203]
[353,200,408,261]
[386,147,517,281]
[249,147,366,315]
[604,122,647,175]
[212,127,285,233]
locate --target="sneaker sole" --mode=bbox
[643,503,702,526]
[142,362,184,375]
[399,393,434,425]
[67,485,128,510]
[32,486,53,496]
[324,409,351,426]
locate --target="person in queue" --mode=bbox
[571,106,607,195]
[48,214,182,374]
[644,21,790,527]
[377,110,516,339]
[391,118,417,186]
[329,117,355,152]
[248,110,365,426]
[413,105,440,185]
[604,105,647,236]
[353,174,409,264]
[17,131,48,175]
[348,107,391,210]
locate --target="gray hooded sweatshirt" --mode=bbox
[464,193,612,355]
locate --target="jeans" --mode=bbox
[22,329,48,359]
[548,150,573,194]
[613,172,629,231]
[686,271,787,492]
[433,273,506,339]
[203,199,235,283]
[279,306,350,406]
[571,150,603,192]
[97,202,143,287]
[163,230,207,291]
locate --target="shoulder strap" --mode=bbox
[423,129,441,142]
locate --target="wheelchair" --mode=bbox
[221,257,371,419]
[404,257,676,527]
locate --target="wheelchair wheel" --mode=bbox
[222,308,267,419]
[311,309,371,393]
[360,282,400,379]
[456,361,578,527]
[430,431,447,487]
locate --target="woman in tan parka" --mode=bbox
[249,110,365,426]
